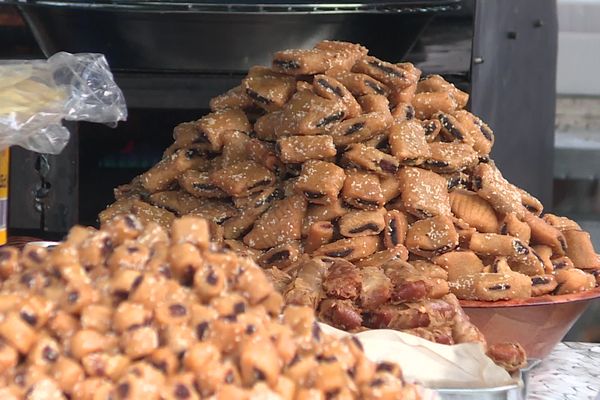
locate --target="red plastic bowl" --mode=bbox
[460,287,600,359]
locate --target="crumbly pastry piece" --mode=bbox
[0,215,420,398]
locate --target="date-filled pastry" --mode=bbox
[451,272,532,301]
[242,66,296,112]
[196,108,252,152]
[523,213,566,255]
[499,213,531,244]
[412,91,457,119]
[417,74,469,109]
[341,170,384,210]
[328,112,391,146]
[209,85,254,112]
[243,195,307,249]
[178,170,228,199]
[140,149,203,193]
[469,232,529,258]
[210,161,275,197]
[342,143,399,175]
[562,229,600,270]
[530,274,558,296]
[257,242,302,270]
[388,120,431,165]
[313,74,362,118]
[432,251,484,282]
[294,160,346,205]
[397,167,451,218]
[312,236,379,261]
[425,142,478,173]
[382,210,409,249]
[454,110,494,156]
[405,215,459,257]
[555,268,596,295]
[354,246,409,268]
[326,67,390,98]
[472,163,526,217]
[276,135,336,164]
[338,208,386,237]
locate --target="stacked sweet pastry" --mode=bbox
[101,41,598,359]
[0,215,424,399]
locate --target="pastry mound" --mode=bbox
[0,215,423,399]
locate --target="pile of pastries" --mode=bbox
[0,215,425,399]
[102,41,597,355]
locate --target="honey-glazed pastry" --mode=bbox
[388,119,431,165]
[412,91,458,119]
[425,142,478,173]
[530,274,558,296]
[210,161,276,197]
[254,110,283,141]
[326,67,390,98]
[284,257,329,309]
[257,242,302,270]
[551,256,575,271]
[390,102,416,123]
[139,149,204,193]
[508,251,546,277]
[357,93,392,116]
[516,187,544,216]
[353,56,418,93]
[165,121,211,156]
[130,199,177,229]
[405,215,459,257]
[322,258,362,301]
[432,251,484,282]
[382,210,409,249]
[416,74,469,109]
[453,110,494,156]
[304,199,349,233]
[268,90,347,137]
[222,202,270,240]
[532,245,554,273]
[305,221,335,253]
[563,229,600,270]
[379,173,401,203]
[242,66,296,112]
[276,135,337,164]
[232,185,281,210]
[446,171,472,192]
[244,195,307,249]
[318,299,363,331]
[219,130,254,166]
[485,343,527,374]
[222,240,263,261]
[178,169,228,199]
[472,163,527,217]
[273,41,365,75]
[196,108,252,152]
[359,266,393,310]
[150,192,237,223]
[244,139,281,173]
[523,213,567,255]
[542,213,581,232]
[420,118,442,143]
[499,213,531,244]
[590,269,600,285]
[397,167,451,218]
[451,272,532,301]
[209,85,254,112]
[555,268,596,295]
[355,246,408,268]
[388,63,421,106]
[433,112,473,146]
[449,189,499,233]
[469,232,529,258]
[313,74,362,118]
[341,170,384,210]
[295,160,346,205]
[342,143,399,175]
[328,112,391,146]
[312,236,380,261]
[338,208,386,237]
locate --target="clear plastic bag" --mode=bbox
[0,52,127,154]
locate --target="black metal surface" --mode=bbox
[18,6,438,73]
[470,0,557,206]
